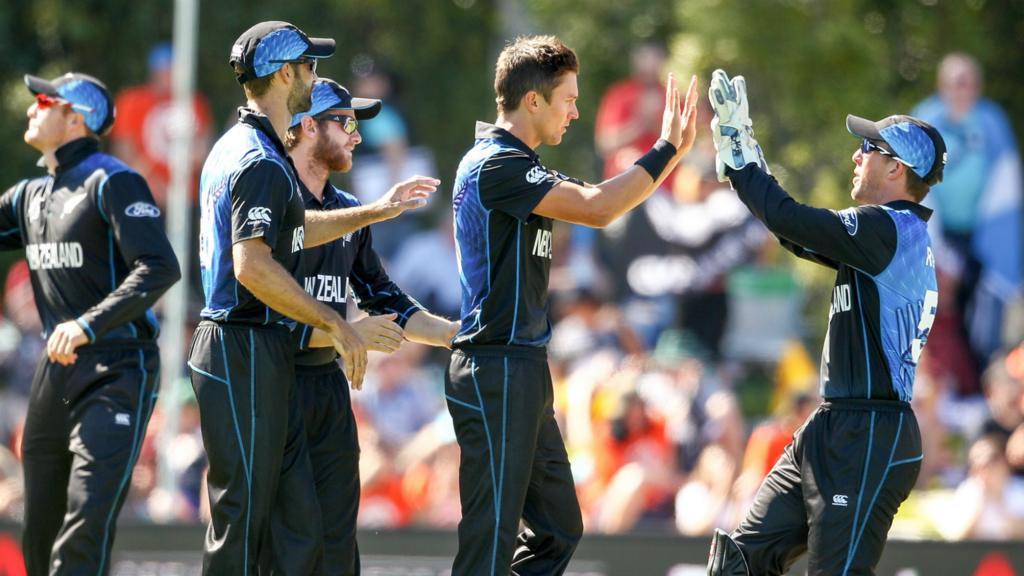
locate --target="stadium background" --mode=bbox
[1,0,1023,574]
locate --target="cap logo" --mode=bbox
[230,44,244,62]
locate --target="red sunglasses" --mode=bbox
[34,93,93,113]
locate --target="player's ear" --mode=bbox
[301,115,317,135]
[523,90,539,113]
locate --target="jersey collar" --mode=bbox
[237,107,288,156]
[475,121,537,159]
[297,178,342,209]
[884,200,932,222]
[53,137,99,174]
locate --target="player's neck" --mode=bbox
[293,149,328,202]
[495,112,540,150]
[247,94,292,144]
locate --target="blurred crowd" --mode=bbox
[0,44,1021,543]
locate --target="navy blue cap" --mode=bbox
[290,78,381,128]
[24,72,115,135]
[847,114,947,185]
[229,21,335,84]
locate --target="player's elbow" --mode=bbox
[582,203,618,228]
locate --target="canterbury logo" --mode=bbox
[525,166,550,185]
[247,207,272,226]
[124,202,161,218]
[832,494,849,507]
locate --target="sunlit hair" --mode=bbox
[494,35,578,113]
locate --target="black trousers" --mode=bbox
[275,362,360,576]
[21,344,159,576]
[445,346,583,576]
[188,321,321,575]
[732,399,922,576]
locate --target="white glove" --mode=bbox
[708,69,770,182]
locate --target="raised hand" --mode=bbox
[375,175,440,214]
[660,73,700,157]
[708,69,770,181]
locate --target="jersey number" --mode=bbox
[910,289,938,364]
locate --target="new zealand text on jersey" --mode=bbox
[304,274,349,304]
[26,242,83,270]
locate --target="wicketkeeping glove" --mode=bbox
[708,69,770,182]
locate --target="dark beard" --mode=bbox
[312,129,351,173]
[287,78,312,115]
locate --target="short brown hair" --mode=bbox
[905,170,930,202]
[234,62,301,99]
[494,35,578,113]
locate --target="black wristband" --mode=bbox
[633,139,677,181]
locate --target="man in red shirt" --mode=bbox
[111,43,212,208]
[595,42,677,192]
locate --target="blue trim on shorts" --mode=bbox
[470,358,500,576]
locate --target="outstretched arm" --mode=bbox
[532,74,699,228]
[303,176,439,247]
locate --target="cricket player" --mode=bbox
[447,35,698,575]
[189,21,431,574]
[704,69,945,576]
[279,77,458,574]
[0,72,180,575]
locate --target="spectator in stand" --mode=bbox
[940,435,1024,540]
[674,444,738,536]
[978,351,1024,444]
[110,42,212,209]
[387,214,461,318]
[595,42,675,190]
[913,53,1023,385]
[349,61,435,259]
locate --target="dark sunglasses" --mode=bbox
[319,114,358,134]
[35,93,93,113]
[269,56,317,74]
[860,139,913,168]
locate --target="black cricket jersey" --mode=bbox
[728,165,938,402]
[452,122,582,348]
[292,181,422,366]
[198,108,306,327]
[0,138,180,343]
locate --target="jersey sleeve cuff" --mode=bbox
[76,317,96,343]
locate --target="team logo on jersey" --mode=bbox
[834,208,858,236]
[61,194,88,219]
[246,206,272,227]
[124,201,161,218]
[115,413,131,426]
[27,196,44,223]
[525,166,551,185]
[832,494,849,507]
[291,226,305,253]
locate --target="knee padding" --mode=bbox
[707,529,750,576]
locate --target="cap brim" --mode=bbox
[846,114,883,141]
[24,74,59,97]
[350,97,382,120]
[303,37,336,59]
